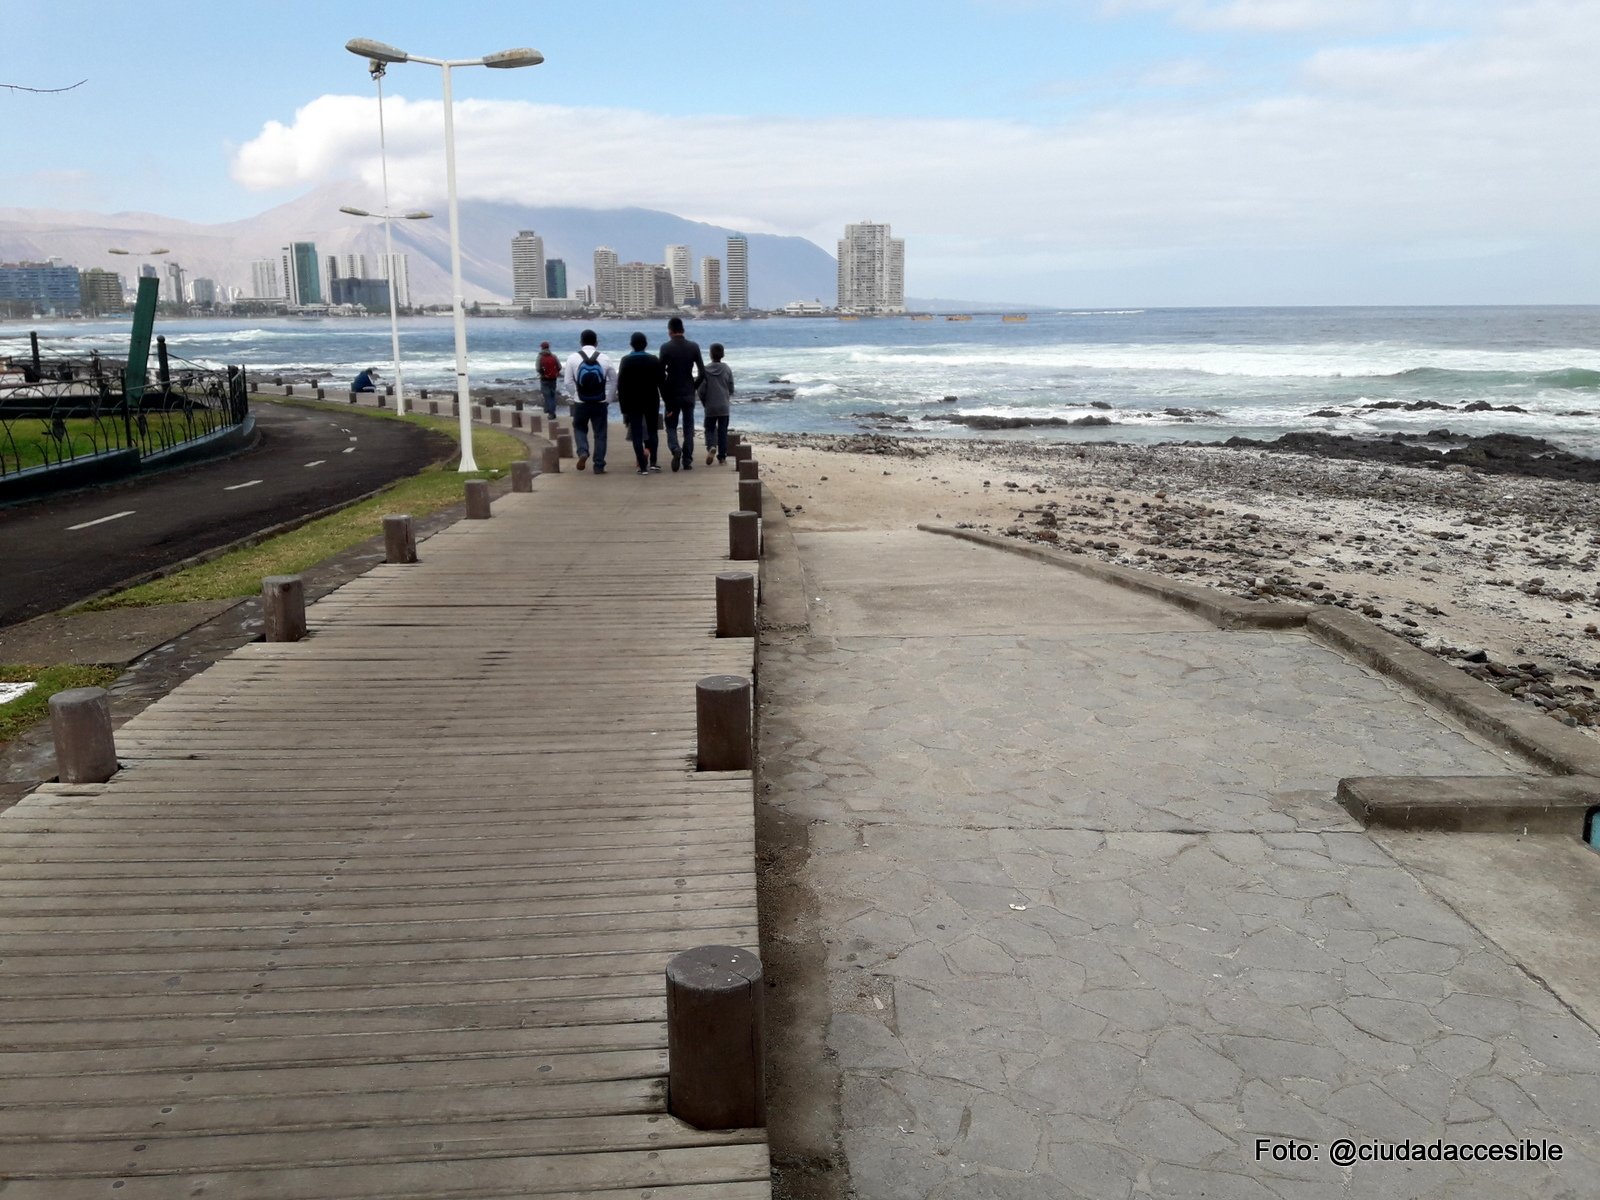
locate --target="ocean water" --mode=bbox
[7,306,1599,455]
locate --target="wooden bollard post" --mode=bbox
[697,675,752,770]
[716,571,756,638]
[667,945,765,1130]
[738,478,762,515]
[511,460,535,492]
[465,479,492,519]
[262,575,307,642]
[734,443,753,463]
[428,400,440,415]
[556,431,574,459]
[383,514,417,564]
[472,405,483,421]
[419,387,430,399]
[728,433,743,452]
[540,444,561,473]
[512,410,524,429]
[729,510,759,561]
[376,393,387,408]
[490,407,502,424]
[738,458,760,482]
[48,687,118,784]
[528,413,545,436]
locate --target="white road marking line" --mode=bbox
[342,446,356,454]
[304,460,326,468]
[67,511,135,531]
[224,479,263,491]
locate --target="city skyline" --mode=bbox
[5,3,1595,305]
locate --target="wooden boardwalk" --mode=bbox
[0,462,770,1197]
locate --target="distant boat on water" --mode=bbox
[838,314,859,321]
[910,314,933,321]
[1002,314,1029,323]
[947,314,971,322]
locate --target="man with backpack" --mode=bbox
[658,316,705,472]
[563,330,616,473]
[536,341,563,418]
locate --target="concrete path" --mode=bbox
[760,529,1600,1199]
[0,460,769,1196]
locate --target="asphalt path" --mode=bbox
[0,401,454,627]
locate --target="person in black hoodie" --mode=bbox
[616,331,664,474]
[658,316,705,472]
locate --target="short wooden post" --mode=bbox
[472,405,483,421]
[282,384,295,395]
[738,458,760,481]
[728,433,743,452]
[540,444,561,473]
[383,514,417,564]
[49,687,117,784]
[729,511,759,561]
[262,575,307,642]
[428,400,440,415]
[490,407,502,424]
[738,479,762,515]
[512,410,524,429]
[667,945,765,1130]
[734,443,754,463]
[697,675,752,770]
[376,393,387,408]
[716,572,756,638]
[315,387,326,400]
[465,479,491,519]
[511,460,535,492]
[556,431,574,459]
[528,413,545,436]
[347,391,359,404]
[419,387,430,399]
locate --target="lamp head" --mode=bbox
[403,211,434,220]
[339,206,372,217]
[483,48,543,69]
[346,38,409,64]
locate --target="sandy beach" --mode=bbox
[756,432,1600,735]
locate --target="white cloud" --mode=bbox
[231,0,1600,298]
[1101,0,1478,33]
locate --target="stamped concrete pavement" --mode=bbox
[759,530,1600,1200]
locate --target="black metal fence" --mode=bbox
[0,335,249,480]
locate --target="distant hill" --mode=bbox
[0,182,839,309]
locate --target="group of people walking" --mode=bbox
[533,318,735,476]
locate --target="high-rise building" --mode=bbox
[331,277,390,309]
[379,253,411,308]
[665,244,691,306]
[592,247,619,309]
[699,257,722,310]
[725,234,749,311]
[0,262,81,314]
[190,278,219,307]
[836,221,905,314]
[655,265,676,310]
[545,258,567,300]
[78,268,123,314]
[164,261,188,307]
[139,264,159,279]
[250,258,281,299]
[614,262,657,312]
[511,231,547,304]
[281,242,322,306]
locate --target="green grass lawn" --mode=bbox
[80,401,529,609]
[2,417,131,471]
[0,664,121,748]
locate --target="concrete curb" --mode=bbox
[918,522,1600,818]
[760,485,810,633]
[1339,775,1599,834]
[917,523,1307,631]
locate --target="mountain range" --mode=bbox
[0,183,840,309]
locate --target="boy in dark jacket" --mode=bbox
[616,332,664,474]
[658,316,705,471]
[697,342,735,465]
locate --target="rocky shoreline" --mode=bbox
[758,430,1600,735]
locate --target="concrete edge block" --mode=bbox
[1307,609,1600,778]
[757,484,809,632]
[916,523,1308,632]
[1338,774,1600,834]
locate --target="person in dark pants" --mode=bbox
[563,329,616,473]
[698,342,735,464]
[617,332,664,474]
[352,366,381,392]
[658,316,705,472]
[536,341,562,417]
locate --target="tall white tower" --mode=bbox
[666,244,692,306]
[725,234,749,311]
[511,231,547,304]
[593,246,619,309]
[837,221,905,314]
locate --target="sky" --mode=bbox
[6,0,1599,306]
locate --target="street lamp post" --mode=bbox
[345,37,544,471]
[340,205,432,416]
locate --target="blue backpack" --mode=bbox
[575,349,607,402]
